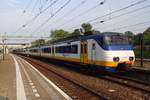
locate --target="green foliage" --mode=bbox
[132,27,150,45]
[134,47,150,59]
[71,29,81,36]
[132,27,150,58]
[133,33,142,45]
[81,23,92,33]
[31,39,45,47]
[143,27,150,44]
[50,29,70,40]
[125,31,134,44]
[125,31,134,37]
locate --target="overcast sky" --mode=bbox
[0,0,150,39]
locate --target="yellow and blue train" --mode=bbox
[14,32,135,72]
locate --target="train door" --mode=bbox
[52,46,54,56]
[80,40,88,64]
[91,41,96,64]
[39,47,42,56]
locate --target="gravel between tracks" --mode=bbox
[22,56,150,100]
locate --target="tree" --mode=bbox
[71,29,81,36]
[125,31,134,44]
[143,27,150,44]
[81,23,93,35]
[31,39,45,47]
[50,29,70,40]
[133,33,142,45]
[125,31,134,38]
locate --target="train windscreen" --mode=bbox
[104,34,129,45]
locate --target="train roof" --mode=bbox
[48,31,123,45]
[29,32,124,49]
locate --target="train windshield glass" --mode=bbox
[104,34,129,45]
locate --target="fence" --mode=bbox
[134,45,150,59]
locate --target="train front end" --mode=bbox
[96,32,135,72]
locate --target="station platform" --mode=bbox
[0,54,72,100]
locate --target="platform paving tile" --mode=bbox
[16,55,72,100]
[0,54,72,100]
[0,54,16,100]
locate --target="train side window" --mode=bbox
[71,45,78,54]
[33,49,38,52]
[52,47,54,54]
[60,46,63,53]
[68,46,71,53]
[56,47,59,53]
[43,47,51,53]
[52,45,78,54]
[92,43,96,50]
[49,47,51,53]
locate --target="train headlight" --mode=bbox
[113,57,120,62]
[129,57,134,61]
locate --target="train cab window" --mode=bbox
[104,34,129,45]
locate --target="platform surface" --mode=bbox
[0,54,72,100]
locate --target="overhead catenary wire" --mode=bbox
[13,0,149,38]
[88,0,147,22]
[108,0,112,19]
[38,0,43,13]
[23,0,60,27]
[130,27,148,33]
[23,0,33,13]
[31,0,72,35]
[96,9,150,31]
[13,0,35,34]
[56,0,106,28]
[42,0,90,33]
[106,20,150,32]
[51,0,89,24]
[39,0,49,12]
[31,0,40,13]
[93,4,150,25]
[12,0,60,35]
[67,0,147,30]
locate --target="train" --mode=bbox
[14,31,135,73]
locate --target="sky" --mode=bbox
[0,0,150,43]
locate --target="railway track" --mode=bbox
[136,58,150,62]
[21,56,108,100]
[19,55,150,99]
[102,73,150,93]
